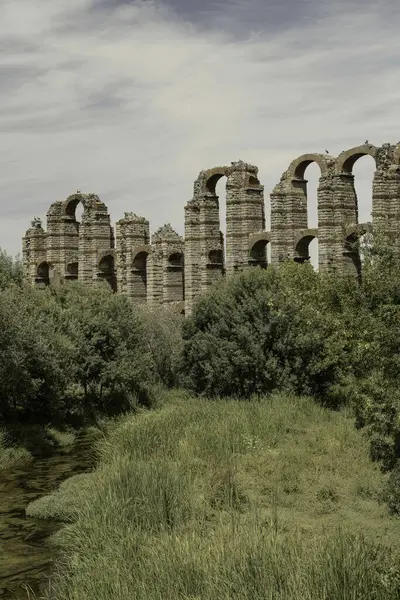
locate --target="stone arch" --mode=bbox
[97,248,115,263]
[97,252,116,291]
[335,144,377,174]
[36,260,50,285]
[287,153,333,180]
[132,245,150,262]
[66,261,78,280]
[130,247,149,303]
[167,250,184,302]
[168,251,184,267]
[206,173,227,195]
[61,192,87,220]
[98,254,115,273]
[207,248,224,266]
[343,222,373,279]
[249,232,271,246]
[132,250,148,272]
[294,229,318,264]
[248,232,270,268]
[205,169,229,195]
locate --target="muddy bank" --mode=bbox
[0,432,97,599]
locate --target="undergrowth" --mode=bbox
[28,390,400,600]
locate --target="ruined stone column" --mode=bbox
[22,218,47,284]
[185,169,225,315]
[161,225,184,304]
[76,194,115,287]
[199,194,224,296]
[147,224,185,307]
[328,172,359,274]
[373,143,400,240]
[225,160,265,275]
[45,201,64,280]
[146,239,163,307]
[115,212,150,301]
[57,192,84,280]
[270,177,290,265]
[184,198,201,316]
[270,172,308,264]
[317,166,337,273]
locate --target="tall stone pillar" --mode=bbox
[185,168,225,315]
[22,218,47,285]
[199,194,224,296]
[184,199,200,316]
[161,225,184,304]
[373,143,400,240]
[147,238,163,307]
[45,201,64,279]
[147,224,184,307]
[115,212,150,301]
[328,172,358,274]
[270,173,308,264]
[225,160,265,274]
[77,194,115,287]
[317,167,338,273]
[57,192,82,279]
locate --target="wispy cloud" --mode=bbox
[1,0,399,255]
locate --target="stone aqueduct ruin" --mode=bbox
[22,142,400,315]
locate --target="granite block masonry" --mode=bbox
[22,143,400,315]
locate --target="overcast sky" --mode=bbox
[1,0,399,258]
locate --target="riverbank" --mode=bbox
[27,390,400,600]
[0,428,100,599]
[0,426,78,474]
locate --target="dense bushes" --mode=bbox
[0,249,183,427]
[181,262,352,402]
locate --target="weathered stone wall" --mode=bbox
[22,141,400,314]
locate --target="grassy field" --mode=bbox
[30,390,400,600]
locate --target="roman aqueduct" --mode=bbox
[22,142,400,315]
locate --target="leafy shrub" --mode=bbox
[182,263,349,401]
[0,280,159,425]
[136,305,184,388]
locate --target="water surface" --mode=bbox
[0,433,96,599]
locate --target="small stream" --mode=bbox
[0,432,97,599]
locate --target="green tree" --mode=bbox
[53,282,156,417]
[0,248,23,289]
[182,263,348,400]
[0,285,71,424]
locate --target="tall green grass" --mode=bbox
[35,391,400,599]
